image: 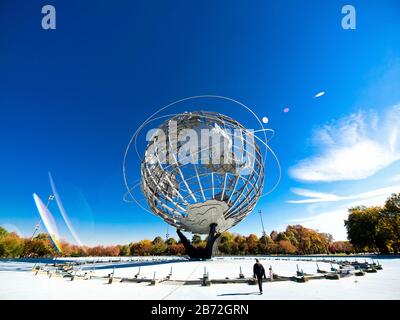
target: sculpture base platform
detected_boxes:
[176,223,220,260]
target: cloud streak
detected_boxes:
[289,105,400,182]
[314,91,325,98]
[287,188,397,240]
[288,185,400,204]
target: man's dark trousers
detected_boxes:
[256,276,263,292]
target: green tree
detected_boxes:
[246,234,259,254]
[284,229,299,247]
[276,232,289,242]
[234,235,247,255]
[217,232,236,255]
[23,234,55,257]
[0,226,9,239]
[151,237,167,255]
[118,245,130,256]
[218,241,233,255]
[345,206,380,252]
[0,232,24,257]
[257,235,273,254]
[152,236,165,245]
[259,234,273,245]
[376,194,400,253]
[166,238,177,246]
[191,235,202,245]
[220,232,234,244]
[0,227,9,257]
[344,194,400,254]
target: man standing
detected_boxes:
[253,259,266,294]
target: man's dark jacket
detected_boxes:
[253,263,266,278]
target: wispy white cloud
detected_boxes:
[288,185,400,204]
[289,105,400,182]
[288,209,349,240]
[288,188,344,203]
[287,189,395,240]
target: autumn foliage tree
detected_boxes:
[216,226,333,255]
[0,229,25,257]
[329,241,354,254]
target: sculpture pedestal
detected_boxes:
[176,223,220,260]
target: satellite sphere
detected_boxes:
[141,111,265,234]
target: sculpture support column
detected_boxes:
[177,223,220,259]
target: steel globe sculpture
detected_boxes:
[140,111,265,258]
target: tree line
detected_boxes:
[0,224,351,258]
[1,193,398,258]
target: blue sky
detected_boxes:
[0,0,399,245]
